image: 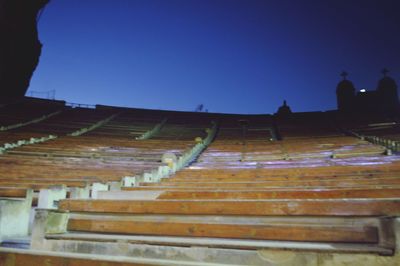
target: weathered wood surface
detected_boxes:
[125,184,400,191]
[0,188,27,198]
[167,172,400,181]
[176,164,400,177]
[143,178,400,188]
[0,180,88,189]
[155,188,400,199]
[68,218,378,243]
[59,199,400,216]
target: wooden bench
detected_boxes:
[58,198,400,216]
[153,188,400,199]
[28,197,398,263]
[0,188,28,198]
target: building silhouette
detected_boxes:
[336,69,400,114]
[275,100,292,116]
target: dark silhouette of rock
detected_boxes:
[0,0,49,103]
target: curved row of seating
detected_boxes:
[0,99,399,266]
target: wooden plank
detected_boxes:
[141,178,400,188]
[0,177,99,183]
[156,188,400,200]
[68,218,378,243]
[59,199,400,216]
[0,181,87,189]
[0,188,27,198]
[0,248,169,266]
[166,173,399,182]
[124,184,400,191]
[176,164,400,177]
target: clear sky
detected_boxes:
[28,0,400,114]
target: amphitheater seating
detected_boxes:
[52,198,394,246]
[1,99,399,265]
[335,112,400,153]
[0,98,64,127]
[0,100,214,212]
[0,104,210,192]
[26,112,397,266]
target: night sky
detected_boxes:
[28,0,400,114]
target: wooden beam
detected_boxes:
[0,188,27,198]
[59,199,400,216]
[165,173,398,182]
[68,218,378,243]
[175,165,400,177]
[124,184,400,191]
[151,177,400,188]
[156,188,400,200]
[0,181,87,189]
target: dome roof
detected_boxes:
[336,79,355,94]
[277,100,292,115]
[377,76,398,91]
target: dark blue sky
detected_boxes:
[29,0,400,114]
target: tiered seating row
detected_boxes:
[29,115,396,266]
[335,112,400,152]
[0,100,221,255]
[0,98,64,127]
[1,99,399,265]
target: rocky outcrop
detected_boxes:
[0,0,49,103]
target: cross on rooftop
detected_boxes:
[340,71,348,80]
[382,68,389,77]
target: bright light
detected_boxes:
[360,89,366,93]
